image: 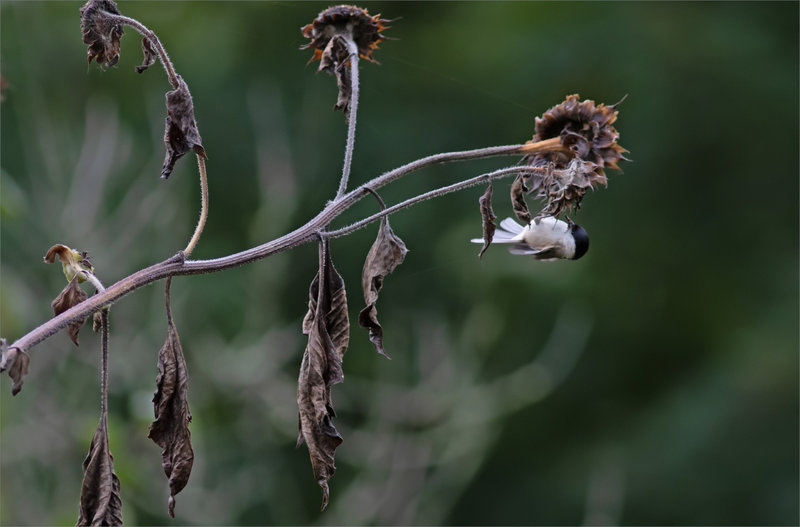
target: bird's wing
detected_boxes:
[507,244,560,260]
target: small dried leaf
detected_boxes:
[297,240,349,510]
[136,36,157,74]
[79,0,124,68]
[358,216,407,357]
[77,417,123,526]
[478,183,496,259]
[161,75,206,179]
[7,347,30,397]
[51,276,88,346]
[318,35,353,114]
[148,284,193,518]
[510,174,532,224]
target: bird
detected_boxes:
[471,216,589,260]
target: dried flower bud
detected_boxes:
[522,94,628,216]
[301,5,390,64]
[44,244,94,283]
[80,0,124,68]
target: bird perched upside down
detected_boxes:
[471,216,589,261]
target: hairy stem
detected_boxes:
[337,47,360,200]
[5,141,566,354]
[99,309,110,422]
[183,154,209,256]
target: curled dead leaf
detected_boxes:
[77,417,123,526]
[510,174,532,224]
[161,76,206,179]
[51,276,88,346]
[478,183,496,259]
[2,340,30,397]
[148,281,193,518]
[136,36,157,74]
[318,35,353,114]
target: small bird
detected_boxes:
[471,216,590,261]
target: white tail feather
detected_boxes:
[470,217,527,245]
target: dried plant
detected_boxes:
[0,1,628,522]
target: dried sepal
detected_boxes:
[478,183,497,259]
[297,239,349,511]
[522,94,628,216]
[148,282,193,518]
[80,0,124,68]
[358,213,407,358]
[51,276,89,346]
[77,416,123,526]
[510,174,532,224]
[136,36,157,74]
[301,5,390,64]
[161,75,206,179]
[44,244,94,283]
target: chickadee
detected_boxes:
[471,216,590,261]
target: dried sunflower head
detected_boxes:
[79,0,124,68]
[301,5,390,64]
[522,94,628,217]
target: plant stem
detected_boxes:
[337,47,360,200]
[5,141,564,355]
[99,309,110,422]
[183,154,209,256]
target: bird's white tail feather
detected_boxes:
[470,217,526,244]
[499,217,524,234]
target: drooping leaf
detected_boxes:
[136,36,157,74]
[510,173,532,224]
[161,75,206,179]
[1,340,30,397]
[318,35,353,114]
[51,275,88,346]
[297,239,349,511]
[478,183,496,259]
[148,281,193,518]
[79,0,124,68]
[358,215,407,358]
[77,417,123,526]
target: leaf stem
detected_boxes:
[99,309,110,424]
[337,48,360,200]
[183,154,209,257]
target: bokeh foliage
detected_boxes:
[1,1,797,525]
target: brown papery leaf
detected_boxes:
[51,276,88,346]
[161,75,206,179]
[478,183,496,259]
[297,239,349,510]
[136,36,157,74]
[79,0,124,68]
[319,35,353,114]
[77,417,123,526]
[148,282,193,518]
[358,215,407,357]
[5,345,30,397]
[510,174,532,224]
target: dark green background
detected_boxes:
[1,2,797,525]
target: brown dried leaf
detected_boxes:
[6,346,30,397]
[136,37,157,74]
[297,240,349,510]
[148,284,193,518]
[77,417,123,526]
[51,276,88,346]
[161,75,206,179]
[318,35,353,114]
[357,215,407,358]
[79,0,124,68]
[478,183,496,259]
[510,174,532,224]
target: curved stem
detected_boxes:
[337,48,360,200]
[183,154,209,256]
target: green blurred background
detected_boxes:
[1,1,797,525]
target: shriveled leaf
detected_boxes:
[148,284,193,518]
[79,0,124,68]
[318,35,353,114]
[77,417,123,526]
[136,36,157,74]
[297,240,349,510]
[51,276,88,346]
[511,174,532,224]
[358,216,407,358]
[1,340,30,397]
[161,75,206,179]
[478,183,496,259]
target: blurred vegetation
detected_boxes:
[1,1,797,525]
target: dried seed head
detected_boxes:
[522,94,628,216]
[301,5,390,64]
[79,0,125,68]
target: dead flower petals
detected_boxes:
[80,0,124,68]
[161,75,206,179]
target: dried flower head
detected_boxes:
[80,0,125,68]
[301,5,390,64]
[522,94,628,216]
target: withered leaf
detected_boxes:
[79,0,124,68]
[358,215,407,358]
[510,174,532,224]
[2,340,31,397]
[136,36,157,74]
[148,282,193,518]
[478,183,496,259]
[318,35,353,114]
[77,417,123,526]
[51,275,88,346]
[161,75,206,179]
[297,239,349,511]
